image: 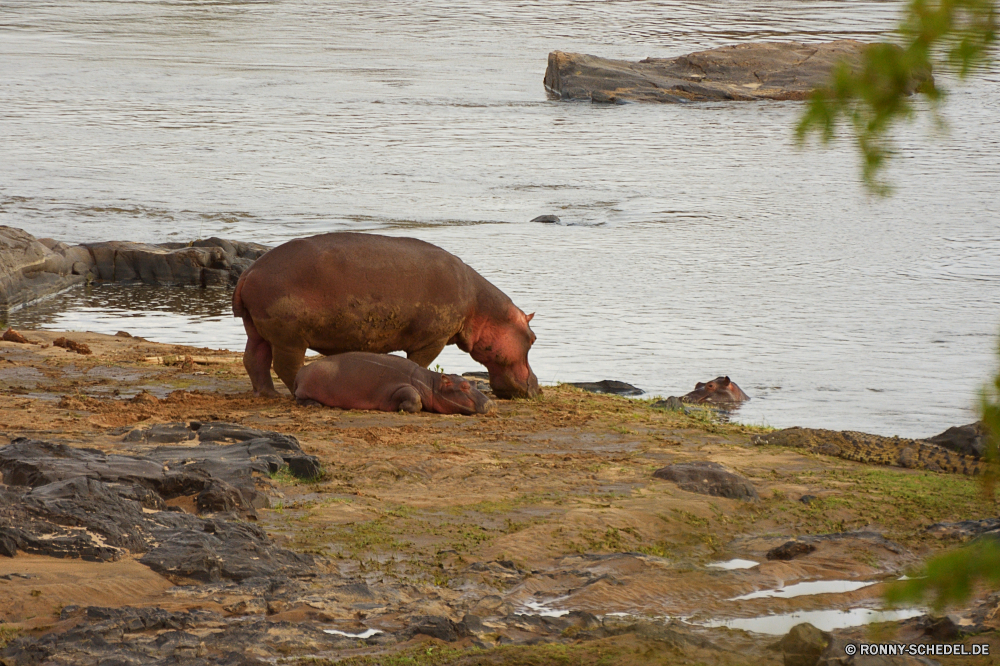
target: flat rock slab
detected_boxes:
[544,41,924,104]
[653,461,759,501]
[0,437,314,581]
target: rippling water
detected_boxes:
[3,1,999,436]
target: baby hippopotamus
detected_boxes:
[682,376,750,404]
[293,352,495,415]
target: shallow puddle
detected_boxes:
[323,628,383,639]
[730,580,877,601]
[707,559,759,570]
[697,608,925,635]
[518,597,571,618]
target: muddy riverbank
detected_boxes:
[0,330,997,665]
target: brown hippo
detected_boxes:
[682,376,750,404]
[293,352,495,415]
[232,233,540,399]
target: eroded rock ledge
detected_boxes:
[544,40,930,104]
[0,226,269,309]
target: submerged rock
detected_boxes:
[652,461,759,501]
[567,380,644,396]
[544,41,931,104]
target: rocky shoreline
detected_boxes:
[0,226,268,310]
[0,328,995,665]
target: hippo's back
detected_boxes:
[233,233,483,353]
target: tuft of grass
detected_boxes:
[0,625,21,649]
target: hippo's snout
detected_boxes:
[491,368,541,400]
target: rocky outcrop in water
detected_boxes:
[0,225,270,309]
[544,41,930,104]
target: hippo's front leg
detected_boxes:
[389,385,423,413]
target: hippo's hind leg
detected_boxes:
[406,340,448,368]
[271,344,309,394]
[242,317,279,397]
[390,385,423,413]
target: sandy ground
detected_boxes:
[1,329,998,664]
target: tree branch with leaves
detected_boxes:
[796,0,996,193]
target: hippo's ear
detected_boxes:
[439,374,453,388]
[526,312,535,323]
[720,377,731,386]
[694,382,706,389]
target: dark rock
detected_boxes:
[407,615,464,642]
[568,380,644,396]
[779,622,830,666]
[767,540,817,561]
[652,396,685,411]
[286,455,323,480]
[920,615,961,641]
[545,41,931,104]
[141,518,313,583]
[196,480,248,514]
[799,495,818,505]
[0,437,313,581]
[652,461,759,501]
[141,423,198,444]
[925,517,1000,540]
[531,215,561,224]
[925,422,987,459]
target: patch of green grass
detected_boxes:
[0,625,20,649]
[449,493,561,516]
[778,467,996,543]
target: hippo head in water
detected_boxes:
[432,373,497,415]
[682,376,750,405]
[470,308,540,400]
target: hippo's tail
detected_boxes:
[232,269,249,318]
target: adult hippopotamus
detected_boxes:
[682,376,750,404]
[232,233,540,399]
[294,352,495,415]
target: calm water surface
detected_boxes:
[3,1,999,437]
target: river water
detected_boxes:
[2,1,999,437]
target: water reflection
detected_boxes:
[5,284,246,351]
